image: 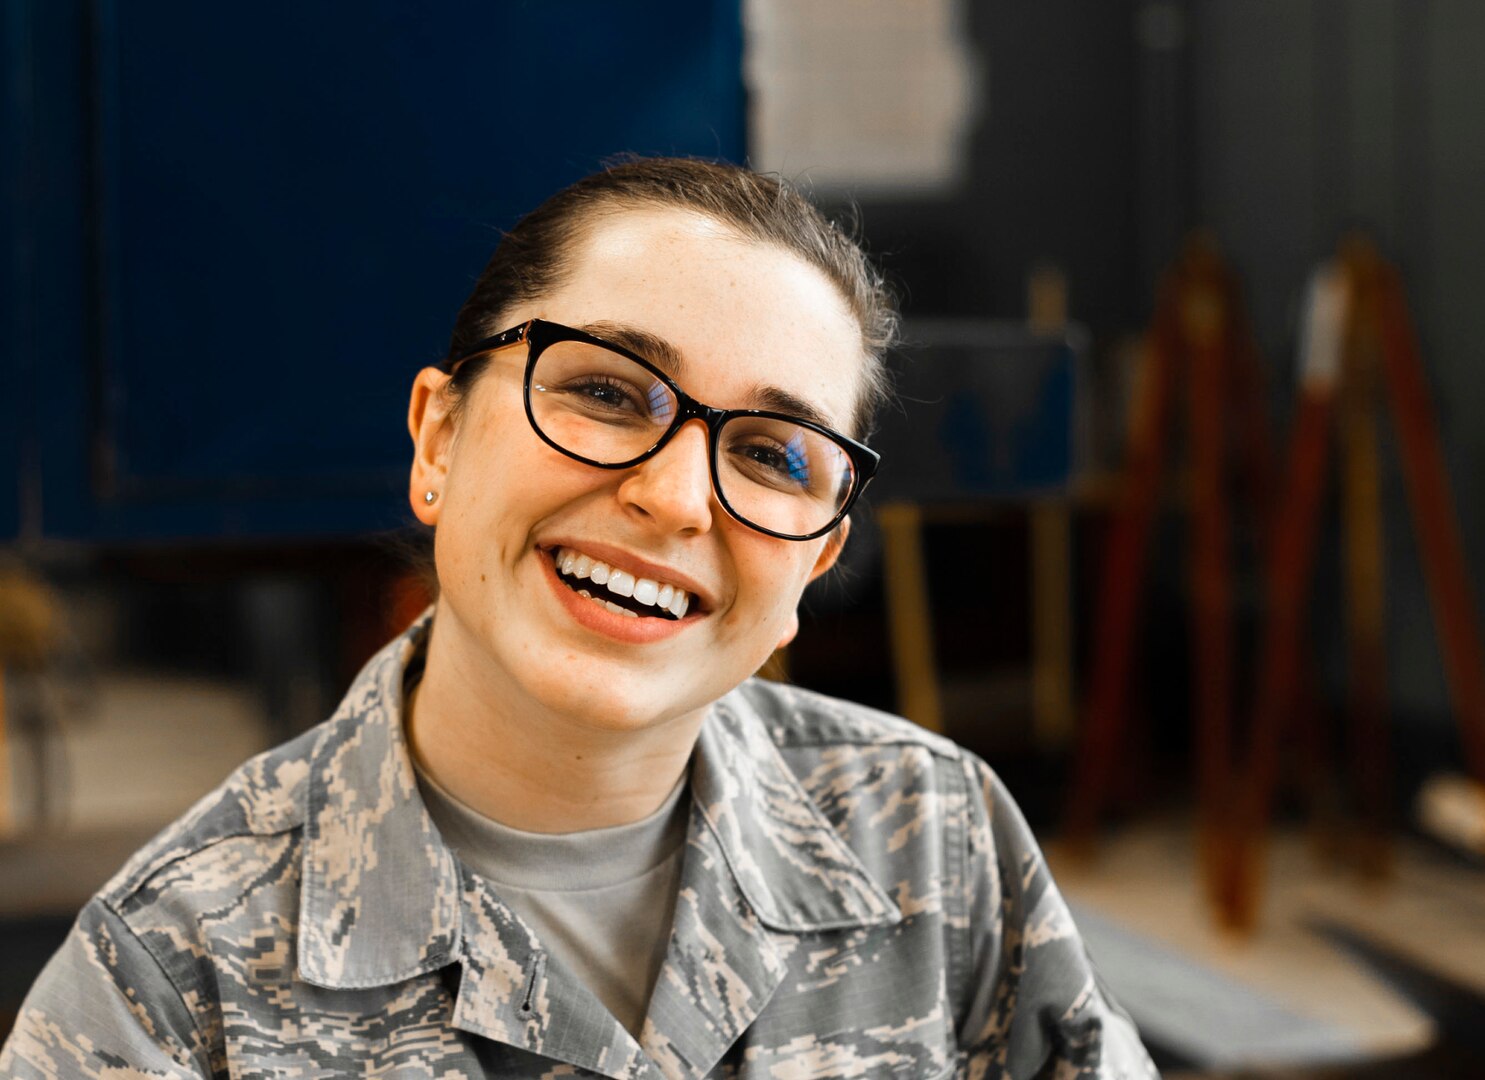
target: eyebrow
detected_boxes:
[577,320,841,432]
[580,322,685,377]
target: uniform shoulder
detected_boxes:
[732,677,962,759]
[98,722,322,908]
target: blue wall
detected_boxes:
[2,1,744,543]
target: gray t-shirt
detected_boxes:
[414,761,689,1038]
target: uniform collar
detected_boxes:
[639,688,902,1078]
[297,614,463,989]
[690,686,901,932]
[296,613,900,1072]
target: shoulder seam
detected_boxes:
[774,730,964,758]
[947,752,976,1039]
[108,821,302,908]
[744,679,963,758]
[97,896,218,1077]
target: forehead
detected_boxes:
[534,209,866,433]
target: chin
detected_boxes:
[521,664,710,735]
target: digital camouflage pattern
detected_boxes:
[2,615,1158,1078]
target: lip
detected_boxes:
[538,538,715,612]
[540,548,702,644]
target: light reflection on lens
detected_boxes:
[645,379,674,426]
[784,430,811,484]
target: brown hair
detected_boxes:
[442,157,897,439]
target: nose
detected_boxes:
[616,419,715,535]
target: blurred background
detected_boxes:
[3,1,1484,1075]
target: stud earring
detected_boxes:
[424,491,438,505]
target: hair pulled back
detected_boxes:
[443,157,897,439]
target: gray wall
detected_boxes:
[840,0,1141,330]
[841,0,1485,728]
[1191,0,1485,720]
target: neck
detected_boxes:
[405,606,702,834]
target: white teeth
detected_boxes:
[604,600,638,619]
[552,546,694,618]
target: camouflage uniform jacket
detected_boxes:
[3,616,1157,1079]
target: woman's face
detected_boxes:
[408,208,866,733]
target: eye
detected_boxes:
[557,375,649,415]
[730,436,811,490]
[742,443,789,472]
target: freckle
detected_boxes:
[481,574,486,582]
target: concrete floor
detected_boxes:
[1050,820,1485,1073]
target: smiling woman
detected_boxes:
[1,160,1158,1079]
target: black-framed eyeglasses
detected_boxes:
[444,319,879,541]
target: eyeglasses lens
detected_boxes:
[528,341,856,538]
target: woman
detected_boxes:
[2,159,1156,1078]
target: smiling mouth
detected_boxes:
[550,546,693,621]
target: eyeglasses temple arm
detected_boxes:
[444,320,534,375]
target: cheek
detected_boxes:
[727,542,818,625]
[437,447,537,572]
[447,406,558,512]
[431,496,489,594]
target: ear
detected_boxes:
[408,367,457,525]
[809,515,850,583]
[774,517,851,650]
